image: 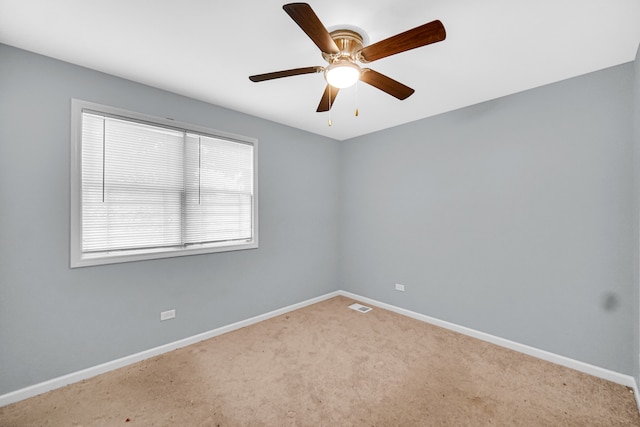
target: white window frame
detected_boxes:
[70,99,258,268]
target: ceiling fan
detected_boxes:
[249,3,446,113]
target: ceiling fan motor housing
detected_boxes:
[322,29,364,63]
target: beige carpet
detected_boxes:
[1,295,639,426]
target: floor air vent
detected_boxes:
[348,303,372,313]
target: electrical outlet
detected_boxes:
[395,283,405,292]
[160,309,176,321]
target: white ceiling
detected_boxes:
[1,0,639,140]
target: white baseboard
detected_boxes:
[633,378,640,412]
[1,289,638,410]
[338,291,637,389]
[0,291,340,407]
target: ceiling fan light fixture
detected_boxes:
[325,60,361,88]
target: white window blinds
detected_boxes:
[184,134,254,245]
[82,114,185,253]
[74,104,256,266]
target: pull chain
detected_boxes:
[355,80,359,117]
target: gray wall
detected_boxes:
[340,63,635,374]
[0,44,341,395]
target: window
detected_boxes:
[70,99,258,267]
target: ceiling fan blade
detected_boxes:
[358,20,446,63]
[360,69,415,100]
[249,66,323,82]
[283,3,340,54]
[317,84,340,112]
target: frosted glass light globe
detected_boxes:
[325,60,361,88]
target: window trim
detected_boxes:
[70,99,258,268]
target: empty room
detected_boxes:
[2,0,640,425]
